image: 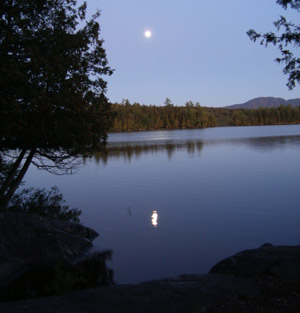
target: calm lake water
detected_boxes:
[26,125,300,284]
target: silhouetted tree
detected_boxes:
[164,98,174,107]
[247,0,300,89]
[0,0,113,208]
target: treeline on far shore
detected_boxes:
[110,99,300,132]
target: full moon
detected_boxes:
[144,30,152,38]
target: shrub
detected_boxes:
[9,186,82,224]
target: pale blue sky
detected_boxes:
[84,0,299,107]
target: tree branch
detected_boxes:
[0,149,26,200]
[0,149,36,209]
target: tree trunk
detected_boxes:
[0,149,27,199]
[0,149,36,209]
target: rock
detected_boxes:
[0,244,299,312]
[75,250,114,287]
[210,243,300,279]
[0,211,100,300]
[0,274,261,313]
[0,270,299,313]
[0,224,300,313]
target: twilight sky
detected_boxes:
[84,0,299,107]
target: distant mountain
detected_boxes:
[225,97,300,109]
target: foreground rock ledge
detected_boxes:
[0,211,100,300]
[0,213,299,312]
[0,245,299,312]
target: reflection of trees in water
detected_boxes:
[86,140,204,165]
[165,144,175,159]
[187,141,204,156]
[84,135,300,165]
[243,135,300,152]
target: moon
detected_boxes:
[144,30,152,38]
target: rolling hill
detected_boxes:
[225,97,300,109]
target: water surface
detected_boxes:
[26,125,300,283]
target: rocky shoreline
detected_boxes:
[0,211,112,301]
[0,212,299,312]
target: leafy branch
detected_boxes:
[247,0,300,89]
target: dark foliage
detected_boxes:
[230,104,300,126]
[247,0,300,89]
[109,101,300,132]
[0,0,113,207]
[0,0,113,152]
[111,99,217,132]
[9,186,82,224]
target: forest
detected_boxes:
[110,99,300,132]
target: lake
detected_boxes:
[25,125,300,284]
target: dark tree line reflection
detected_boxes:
[84,140,204,165]
[243,135,300,152]
[84,135,300,166]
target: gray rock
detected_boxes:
[210,243,300,279]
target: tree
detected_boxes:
[247,0,300,89]
[185,101,194,108]
[164,98,173,107]
[0,0,113,208]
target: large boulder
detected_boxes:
[210,243,300,279]
[0,211,99,300]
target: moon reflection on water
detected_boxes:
[151,210,158,228]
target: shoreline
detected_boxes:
[109,122,300,134]
[0,240,299,312]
